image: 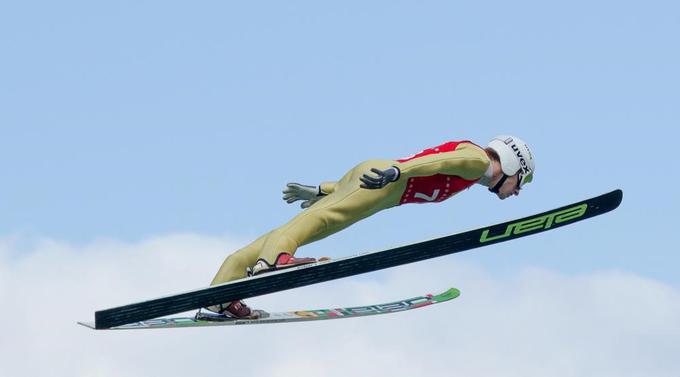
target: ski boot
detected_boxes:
[247,252,330,276]
[202,300,264,320]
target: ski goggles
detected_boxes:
[518,170,534,189]
[489,170,534,194]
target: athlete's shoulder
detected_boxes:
[455,140,488,156]
[394,139,490,180]
[434,140,489,160]
[399,140,485,161]
[447,141,490,178]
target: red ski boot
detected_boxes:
[205,300,262,319]
[248,253,329,276]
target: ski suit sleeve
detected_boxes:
[319,181,337,195]
[394,143,490,181]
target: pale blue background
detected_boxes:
[1,1,677,282]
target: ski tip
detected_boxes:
[434,288,461,301]
[611,188,623,200]
[606,189,624,209]
[588,189,623,212]
[615,188,623,201]
[450,287,461,298]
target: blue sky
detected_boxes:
[2,0,677,282]
[0,1,680,283]
[1,1,679,376]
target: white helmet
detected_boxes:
[488,135,535,188]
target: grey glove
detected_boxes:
[283,183,325,209]
[360,166,401,189]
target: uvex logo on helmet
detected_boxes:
[510,143,531,175]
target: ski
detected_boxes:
[79,288,459,330]
[90,189,623,329]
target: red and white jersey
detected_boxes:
[395,141,487,205]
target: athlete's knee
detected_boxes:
[263,229,300,252]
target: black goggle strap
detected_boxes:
[489,174,509,194]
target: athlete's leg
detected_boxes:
[209,233,270,285]
[210,159,399,286]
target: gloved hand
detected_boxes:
[360,166,401,189]
[283,183,324,209]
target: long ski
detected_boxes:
[89,189,622,329]
[79,288,459,330]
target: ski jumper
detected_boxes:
[211,141,490,285]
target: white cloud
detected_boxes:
[0,234,678,377]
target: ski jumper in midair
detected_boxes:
[210,141,490,286]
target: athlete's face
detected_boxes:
[495,173,521,200]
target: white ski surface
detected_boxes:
[79,288,459,330]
